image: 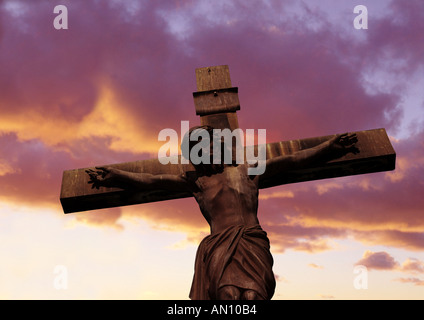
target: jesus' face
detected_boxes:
[183,126,237,173]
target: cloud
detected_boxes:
[259,190,295,200]
[355,251,399,271]
[354,249,424,287]
[266,223,344,253]
[355,251,424,279]
[352,230,424,252]
[401,258,424,274]
[274,274,288,283]
[367,0,424,73]
[0,159,18,176]
[0,1,187,154]
[73,207,124,230]
[308,263,324,269]
[393,277,424,286]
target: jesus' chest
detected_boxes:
[195,166,258,202]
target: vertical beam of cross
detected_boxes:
[193,65,240,131]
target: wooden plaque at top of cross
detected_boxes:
[60,65,396,214]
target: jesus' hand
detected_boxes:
[86,166,119,189]
[328,133,359,155]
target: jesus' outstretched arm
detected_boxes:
[86,166,190,191]
[262,133,358,177]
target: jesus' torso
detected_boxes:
[192,164,260,234]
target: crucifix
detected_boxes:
[60,65,396,300]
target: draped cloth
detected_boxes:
[189,224,275,300]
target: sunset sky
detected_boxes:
[0,0,423,299]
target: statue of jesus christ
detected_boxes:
[86,126,358,300]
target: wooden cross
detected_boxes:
[60,65,396,214]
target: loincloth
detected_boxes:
[189,224,275,300]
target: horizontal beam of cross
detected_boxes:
[60,128,395,213]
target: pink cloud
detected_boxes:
[393,277,424,286]
[355,251,399,270]
[354,250,424,281]
[401,258,424,274]
[368,0,424,73]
